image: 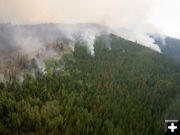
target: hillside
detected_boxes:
[152,34,180,60]
[0,34,180,134]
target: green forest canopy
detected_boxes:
[0,34,180,135]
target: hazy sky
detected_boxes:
[0,0,179,38]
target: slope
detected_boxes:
[153,35,180,60]
[0,34,180,135]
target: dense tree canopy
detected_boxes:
[0,34,180,135]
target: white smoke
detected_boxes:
[56,24,110,55]
[0,23,161,57]
[15,73,24,85]
[0,23,166,84]
[112,28,161,52]
[33,58,46,74]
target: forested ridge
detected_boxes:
[0,34,180,135]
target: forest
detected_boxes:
[0,34,180,135]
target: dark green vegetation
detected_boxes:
[0,34,180,135]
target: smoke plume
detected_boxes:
[0,0,170,54]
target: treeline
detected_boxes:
[0,34,180,135]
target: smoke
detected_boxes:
[151,33,167,46]
[33,58,46,74]
[15,73,24,86]
[0,23,165,84]
[0,23,161,58]
[0,0,151,26]
[0,0,169,53]
[0,74,4,82]
[0,23,110,78]
[113,28,161,52]
[59,24,110,55]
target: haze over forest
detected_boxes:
[0,0,180,135]
[0,0,180,38]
